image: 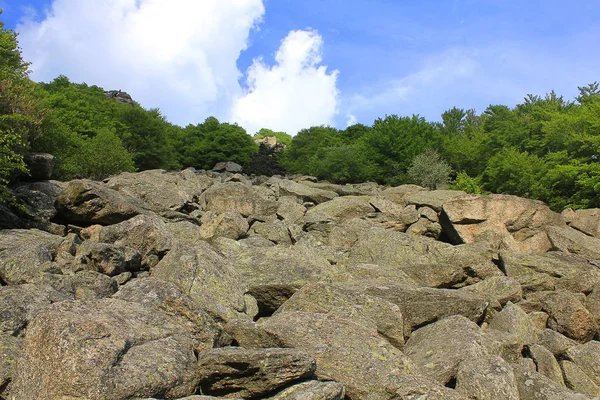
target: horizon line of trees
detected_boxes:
[2,11,600,212]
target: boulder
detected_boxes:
[275,196,306,224]
[0,334,20,398]
[276,282,405,348]
[56,179,152,225]
[258,311,425,400]
[565,341,600,388]
[344,227,501,288]
[403,315,489,385]
[570,208,600,239]
[196,347,315,398]
[201,182,278,221]
[541,291,598,343]
[105,169,214,212]
[377,184,426,206]
[352,282,488,337]
[81,214,175,268]
[75,241,142,276]
[199,210,249,240]
[12,180,65,223]
[560,360,600,397]
[33,270,118,300]
[265,380,345,400]
[456,356,520,400]
[527,344,565,386]
[404,189,468,212]
[113,278,225,350]
[537,328,579,357]
[488,302,538,346]
[23,152,56,180]
[277,180,338,204]
[441,194,564,253]
[546,225,600,261]
[213,161,243,173]
[249,219,292,245]
[0,229,64,285]
[214,239,335,316]
[151,241,251,322]
[512,363,595,400]
[460,276,523,308]
[11,299,199,400]
[0,284,68,336]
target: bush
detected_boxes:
[452,171,483,194]
[407,148,452,189]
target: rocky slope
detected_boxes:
[3,162,600,399]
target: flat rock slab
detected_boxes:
[265,380,345,400]
[196,347,315,398]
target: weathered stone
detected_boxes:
[75,241,142,276]
[105,169,214,212]
[199,210,249,240]
[546,225,600,261]
[406,218,443,239]
[480,328,523,363]
[265,380,345,400]
[277,180,339,204]
[529,311,550,331]
[405,189,468,212]
[0,284,68,335]
[377,184,426,206]
[512,363,595,400]
[456,356,520,400]
[213,161,243,173]
[351,282,488,337]
[542,291,598,343]
[303,196,375,232]
[560,360,600,397]
[112,271,132,286]
[570,208,600,239]
[201,182,278,220]
[258,311,423,400]
[344,227,501,288]
[196,347,315,398]
[56,179,152,225]
[151,241,250,322]
[0,229,64,285]
[12,180,65,223]
[250,219,292,245]
[585,282,600,328]
[441,194,564,253]
[32,271,118,300]
[460,276,523,308]
[276,282,405,348]
[0,333,20,398]
[81,214,175,268]
[404,315,488,385]
[113,278,225,350]
[276,196,306,224]
[23,152,56,180]
[488,302,538,346]
[214,239,334,316]
[12,299,198,400]
[527,344,565,386]
[332,263,418,286]
[537,329,579,357]
[500,251,599,294]
[223,319,283,349]
[565,341,600,388]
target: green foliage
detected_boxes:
[452,171,483,194]
[407,148,452,189]
[177,117,257,170]
[254,128,292,146]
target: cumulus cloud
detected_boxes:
[231,29,339,135]
[16,0,265,125]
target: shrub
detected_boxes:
[407,148,452,189]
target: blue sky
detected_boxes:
[1,0,599,134]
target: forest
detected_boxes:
[2,13,600,211]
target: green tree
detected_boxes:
[254,128,292,146]
[407,148,452,189]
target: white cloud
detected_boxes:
[231,29,339,135]
[345,113,357,127]
[16,0,265,125]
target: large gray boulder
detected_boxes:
[277,180,339,204]
[151,240,251,322]
[441,194,564,253]
[343,227,501,288]
[546,225,600,261]
[258,311,426,400]
[512,363,596,400]
[488,302,538,346]
[456,356,520,400]
[542,291,598,343]
[0,229,64,285]
[265,380,345,400]
[56,179,153,225]
[105,169,214,212]
[23,152,56,180]
[201,182,278,221]
[214,239,335,316]
[11,299,199,400]
[276,282,405,348]
[569,208,600,239]
[565,341,600,389]
[196,347,315,398]
[113,278,225,350]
